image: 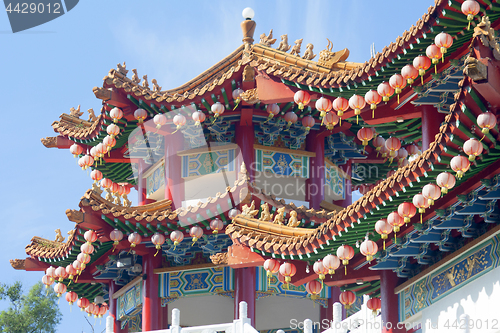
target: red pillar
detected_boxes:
[320,286,345,327]
[109,281,128,333]
[165,131,185,209]
[421,105,445,151]
[234,267,256,326]
[332,160,352,208]
[235,123,255,181]
[142,249,162,332]
[306,130,325,210]
[380,270,404,333]
[159,303,169,329]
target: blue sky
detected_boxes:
[1,1,432,332]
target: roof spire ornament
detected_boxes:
[241,7,256,45]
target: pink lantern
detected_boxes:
[436,172,456,194]
[375,219,392,250]
[109,107,123,123]
[77,252,91,265]
[401,64,419,85]
[313,260,329,282]
[134,108,148,124]
[110,182,119,194]
[388,211,405,233]
[279,262,297,284]
[336,244,354,273]
[365,90,382,114]
[95,144,106,159]
[228,209,241,219]
[477,112,497,134]
[373,136,386,156]
[100,178,112,189]
[80,243,94,256]
[210,218,224,234]
[435,32,453,61]
[322,254,340,275]
[211,102,225,121]
[284,111,298,129]
[306,280,323,299]
[66,264,77,281]
[301,115,315,133]
[426,44,442,74]
[332,97,349,125]
[461,0,480,29]
[78,298,89,311]
[266,103,280,121]
[406,144,419,156]
[232,88,244,105]
[84,230,98,244]
[189,226,204,244]
[360,237,378,262]
[106,124,120,138]
[294,90,311,110]
[80,155,94,170]
[413,55,431,85]
[128,232,142,248]
[70,143,84,158]
[66,291,78,305]
[377,82,394,103]
[263,258,280,284]
[389,74,407,104]
[103,136,116,151]
[90,170,103,183]
[385,137,401,163]
[170,230,184,247]
[340,290,356,309]
[323,112,339,130]
[42,275,53,288]
[450,155,470,179]
[72,260,83,275]
[173,114,186,133]
[315,97,332,119]
[54,282,67,297]
[154,114,167,130]
[423,183,441,206]
[110,229,123,247]
[151,233,165,255]
[55,266,68,282]
[398,202,417,224]
[349,94,366,124]
[463,138,483,161]
[357,127,374,148]
[192,110,206,126]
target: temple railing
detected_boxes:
[322,296,382,333]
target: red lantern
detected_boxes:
[426,44,442,73]
[423,183,441,206]
[389,74,407,104]
[357,127,374,150]
[77,252,91,265]
[435,32,453,62]
[264,258,280,276]
[128,232,142,248]
[398,202,416,224]
[284,111,298,129]
[413,193,429,224]
[100,178,112,189]
[375,219,392,250]
[461,0,480,30]
[151,233,165,256]
[464,138,483,161]
[302,115,315,133]
[377,82,394,103]
[85,303,97,317]
[306,280,322,300]
[360,237,378,262]
[294,91,311,110]
[154,114,167,130]
[450,155,470,179]
[42,275,53,289]
[98,303,108,318]
[336,245,354,274]
[373,136,386,156]
[339,291,356,309]
[266,103,280,121]
[385,137,401,164]
[134,109,148,124]
[397,147,408,165]
[84,230,97,244]
[72,260,83,276]
[80,242,94,256]
[477,112,497,134]
[406,144,420,156]
[103,135,116,152]
[66,264,77,282]
[90,170,103,184]
[332,97,349,125]
[367,297,381,316]
[192,110,206,126]
[322,254,340,275]
[315,97,332,120]
[279,262,297,287]
[413,55,431,85]
[323,112,339,130]
[436,172,456,194]
[106,124,120,138]
[313,260,329,283]
[364,90,382,118]
[78,298,89,311]
[349,94,366,124]
[170,230,184,248]
[70,143,84,158]
[401,64,419,85]
[210,218,224,234]
[189,226,204,244]
[80,155,94,170]
[54,282,67,297]
[109,107,123,123]
[388,211,404,233]
[66,291,78,305]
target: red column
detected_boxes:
[234,267,256,326]
[235,123,255,181]
[332,160,352,208]
[421,105,445,151]
[165,131,185,209]
[306,130,325,210]
[159,303,169,329]
[380,270,404,333]
[142,249,162,331]
[109,281,128,333]
[320,286,345,328]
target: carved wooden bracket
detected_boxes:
[464,56,488,81]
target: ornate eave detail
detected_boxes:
[464,56,488,81]
[240,88,259,104]
[473,16,500,61]
[41,136,57,148]
[210,252,228,265]
[10,259,25,270]
[66,209,84,223]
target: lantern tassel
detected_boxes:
[397,94,400,104]
[233,100,240,110]
[372,109,375,118]
[421,75,424,85]
[75,275,79,283]
[154,248,159,256]
[339,117,342,126]
[383,239,386,251]
[420,213,422,224]
[356,115,359,125]
[480,135,485,142]
[344,265,347,275]
[468,21,471,31]
[68,280,72,287]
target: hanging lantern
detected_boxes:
[232,88,244,108]
[128,232,142,248]
[109,107,123,123]
[375,219,392,250]
[294,90,311,110]
[98,303,109,318]
[172,114,187,133]
[315,97,332,124]
[434,32,453,62]
[322,254,340,275]
[323,112,339,130]
[211,102,225,123]
[55,266,68,282]
[84,230,97,244]
[397,148,408,166]
[151,233,165,256]
[192,110,206,126]
[80,243,94,262]
[90,170,103,184]
[389,74,407,104]
[42,275,53,291]
[313,260,328,284]
[45,267,55,279]
[110,229,123,251]
[388,211,405,235]
[357,127,374,151]
[103,135,116,152]
[189,226,204,244]
[66,264,77,283]
[70,143,84,158]
[477,111,497,135]
[360,236,378,262]
[95,144,106,163]
[279,262,297,289]
[367,297,381,316]
[66,291,78,306]
[364,90,382,118]
[336,245,354,275]
[461,0,480,30]
[401,64,419,85]
[306,280,323,300]
[413,193,429,224]
[426,44,442,74]
[266,103,281,121]
[170,230,184,249]
[80,155,94,170]
[348,94,366,124]
[302,115,315,133]
[464,138,483,161]
[78,298,89,311]
[450,155,470,179]
[154,114,167,130]
[398,202,417,224]
[423,183,441,206]
[284,111,298,130]
[106,124,120,138]
[77,252,91,268]
[377,82,394,103]
[210,218,224,234]
[54,282,67,297]
[339,291,356,310]
[228,209,241,220]
[406,144,420,157]
[332,96,349,125]
[72,260,83,277]
[385,137,401,164]
[413,55,431,85]
[85,303,97,317]
[373,136,386,156]
[263,258,280,285]
[134,109,148,124]
[436,172,456,195]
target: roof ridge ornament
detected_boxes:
[241,7,256,45]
